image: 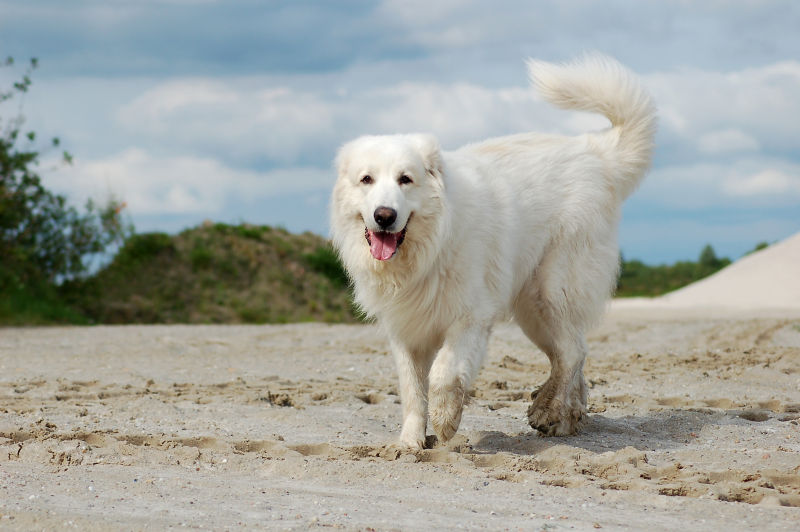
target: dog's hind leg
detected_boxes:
[514,284,589,436]
[515,234,617,436]
[428,322,491,443]
[392,339,436,450]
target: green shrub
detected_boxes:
[115,233,174,266]
[190,246,214,270]
[745,241,770,255]
[273,236,294,257]
[303,244,349,287]
[236,224,265,240]
[237,306,269,323]
[0,277,89,325]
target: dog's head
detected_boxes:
[331,133,444,265]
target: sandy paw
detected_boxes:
[527,383,585,436]
[429,382,466,443]
[397,432,426,451]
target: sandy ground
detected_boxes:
[1,309,799,531]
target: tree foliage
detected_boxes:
[698,244,722,269]
[0,57,132,294]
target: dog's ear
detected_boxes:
[412,134,443,179]
[335,140,355,178]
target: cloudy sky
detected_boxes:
[1,0,798,263]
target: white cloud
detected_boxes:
[364,83,587,146]
[42,148,332,216]
[114,76,609,167]
[62,58,800,223]
[697,128,759,155]
[645,61,800,154]
[109,59,800,177]
[121,79,238,119]
[638,159,800,209]
[723,168,800,198]
[375,0,514,49]
[638,162,729,209]
[116,81,337,165]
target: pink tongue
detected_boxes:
[369,230,399,261]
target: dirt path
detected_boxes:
[1,312,799,530]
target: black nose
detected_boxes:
[373,206,397,229]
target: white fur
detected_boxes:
[330,53,656,449]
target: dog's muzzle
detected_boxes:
[365,223,407,261]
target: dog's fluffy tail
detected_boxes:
[527,53,656,198]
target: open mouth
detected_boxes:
[364,223,407,261]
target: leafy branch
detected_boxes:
[1,57,133,291]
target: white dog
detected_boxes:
[330,54,656,449]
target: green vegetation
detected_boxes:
[0,280,90,325]
[616,243,735,297]
[304,244,349,287]
[0,57,131,324]
[745,241,769,255]
[60,223,360,324]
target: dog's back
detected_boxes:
[438,55,657,323]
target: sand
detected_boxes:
[1,308,799,530]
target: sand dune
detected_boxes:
[615,231,800,312]
[1,310,799,530]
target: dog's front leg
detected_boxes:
[392,339,434,450]
[428,323,490,443]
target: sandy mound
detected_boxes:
[616,231,800,311]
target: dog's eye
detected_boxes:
[360,175,373,185]
[398,175,413,185]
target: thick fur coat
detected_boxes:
[330,54,656,449]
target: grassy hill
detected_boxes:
[62,223,360,324]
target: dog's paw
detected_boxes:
[527,382,585,436]
[527,402,584,436]
[397,432,426,451]
[398,413,427,450]
[429,383,466,443]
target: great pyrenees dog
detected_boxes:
[330,54,656,449]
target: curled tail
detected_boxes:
[527,53,657,198]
